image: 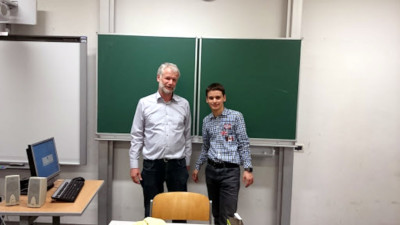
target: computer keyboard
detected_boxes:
[51,177,85,202]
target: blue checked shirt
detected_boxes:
[195,108,252,170]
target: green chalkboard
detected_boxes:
[97,35,301,140]
[199,38,301,139]
[97,34,197,133]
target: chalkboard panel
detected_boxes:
[199,38,301,139]
[0,36,87,164]
[97,35,301,140]
[97,34,197,134]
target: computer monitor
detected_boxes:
[26,137,61,190]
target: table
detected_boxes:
[109,220,206,225]
[0,179,104,225]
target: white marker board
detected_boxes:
[0,36,87,165]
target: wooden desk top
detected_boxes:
[0,179,104,216]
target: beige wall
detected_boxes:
[293,1,400,224]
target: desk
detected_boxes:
[109,220,206,225]
[0,179,104,225]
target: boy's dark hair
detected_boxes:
[206,83,225,96]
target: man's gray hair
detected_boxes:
[157,62,180,78]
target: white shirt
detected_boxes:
[129,91,192,168]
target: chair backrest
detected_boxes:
[150,192,212,224]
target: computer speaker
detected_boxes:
[5,175,20,206]
[27,177,47,208]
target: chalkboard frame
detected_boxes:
[96,34,301,143]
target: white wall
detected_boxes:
[113,0,287,38]
[292,0,400,225]
[1,0,400,225]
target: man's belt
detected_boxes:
[145,158,184,163]
[207,158,239,169]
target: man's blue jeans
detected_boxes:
[140,158,188,218]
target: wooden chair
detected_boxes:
[150,192,212,224]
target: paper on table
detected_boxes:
[133,217,166,225]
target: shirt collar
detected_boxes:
[221,108,228,116]
[210,108,228,119]
[155,91,176,103]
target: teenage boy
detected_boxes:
[192,83,254,225]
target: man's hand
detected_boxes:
[243,171,254,188]
[192,169,199,183]
[130,168,142,184]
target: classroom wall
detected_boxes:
[292,1,400,225]
[1,0,399,225]
[113,0,287,37]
